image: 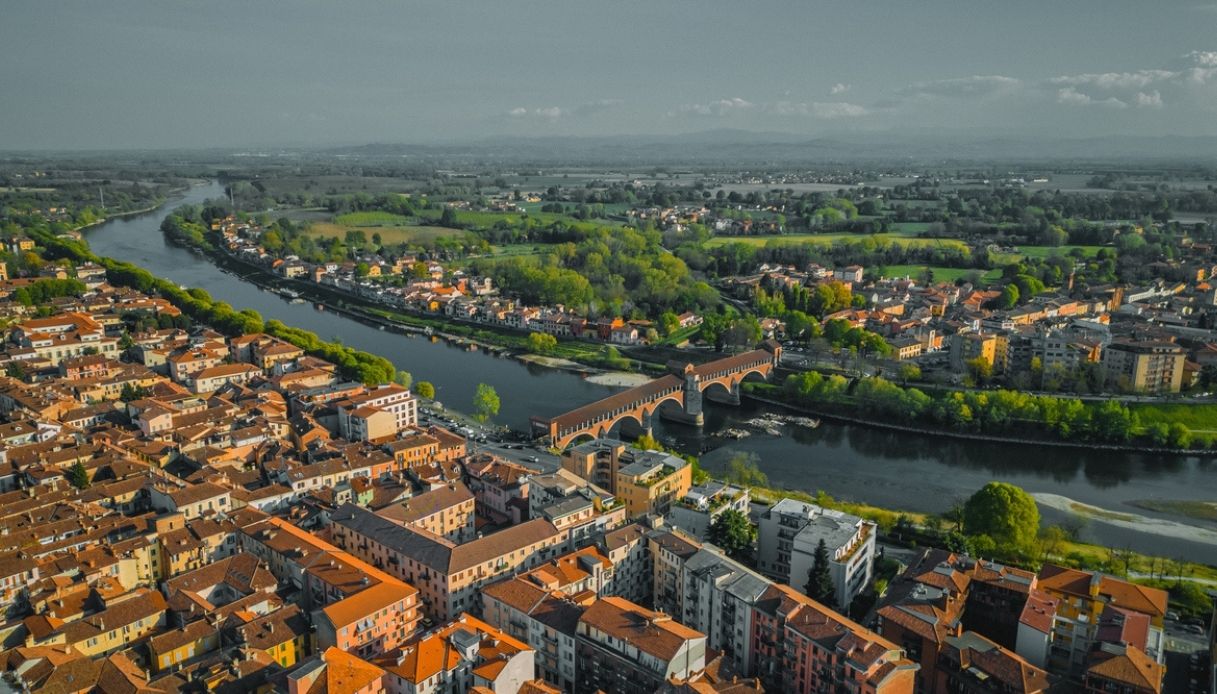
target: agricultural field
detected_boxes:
[415,207,625,232]
[988,245,1108,265]
[486,243,549,257]
[876,265,1002,283]
[306,220,465,245]
[705,232,969,251]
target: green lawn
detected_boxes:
[877,265,1002,284]
[416,208,624,232]
[988,245,1106,266]
[307,221,465,245]
[706,233,969,251]
[487,243,549,257]
[334,211,415,227]
[887,222,935,236]
[1130,402,1217,434]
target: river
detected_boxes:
[83,181,1217,562]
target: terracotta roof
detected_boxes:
[315,647,386,694]
[1037,563,1167,618]
[1086,645,1163,694]
[942,631,1050,693]
[320,580,417,629]
[1018,590,1058,635]
[376,482,474,525]
[331,503,560,574]
[373,613,530,685]
[578,596,704,662]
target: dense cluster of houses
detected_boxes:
[736,258,1217,393]
[216,218,700,348]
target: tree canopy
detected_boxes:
[707,509,756,562]
[963,482,1040,557]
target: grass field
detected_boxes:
[878,265,1002,283]
[1130,402,1217,433]
[887,222,935,235]
[705,233,969,251]
[487,243,548,257]
[988,245,1108,265]
[307,221,465,245]
[334,211,415,227]
[416,208,624,232]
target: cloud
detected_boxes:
[1042,51,1217,109]
[830,82,850,95]
[508,106,565,119]
[570,98,623,117]
[1135,90,1163,108]
[898,75,1022,98]
[767,101,869,119]
[674,97,868,120]
[1049,70,1174,90]
[1056,87,1127,109]
[507,99,623,121]
[677,97,755,116]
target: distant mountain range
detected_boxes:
[325,130,1217,166]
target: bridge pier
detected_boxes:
[703,381,742,406]
[663,381,704,426]
[619,411,653,440]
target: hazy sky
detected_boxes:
[3,1,1217,149]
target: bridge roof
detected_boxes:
[688,348,771,377]
[545,374,684,429]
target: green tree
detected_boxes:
[120,383,150,402]
[394,370,413,390]
[659,311,681,337]
[68,461,90,490]
[963,482,1040,557]
[526,332,558,355]
[897,363,922,384]
[723,452,768,487]
[999,283,1020,308]
[472,383,500,423]
[634,433,664,451]
[804,539,836,604]
[415,381,436,399]
[707,509,757,562]
[965,356,993,385]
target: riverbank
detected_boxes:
[745,484,1217,588]
[196,244,667,382]
[75,183,1217,567]
[744,385,1204,456]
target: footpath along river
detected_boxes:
[84,181,1217,562]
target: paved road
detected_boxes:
[418,405,560,475]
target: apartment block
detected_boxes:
[575,596,707,694]
[329,503,566,622]
[756,498,876,610]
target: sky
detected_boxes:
[3,0,1217,150]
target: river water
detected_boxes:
[84,182,1217,561]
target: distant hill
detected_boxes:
[324,131,1217,166]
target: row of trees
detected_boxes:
[776,372,1212,449]
[28,222,399,386]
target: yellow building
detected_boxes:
[149,619,219,672]
[1036,564,1167,674]
[236,604,312,668]
[563,439,693,517]
[949,332,999,373]
[1101,339,1185,394]
[27,588,167,657]
[614,452,692,518]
